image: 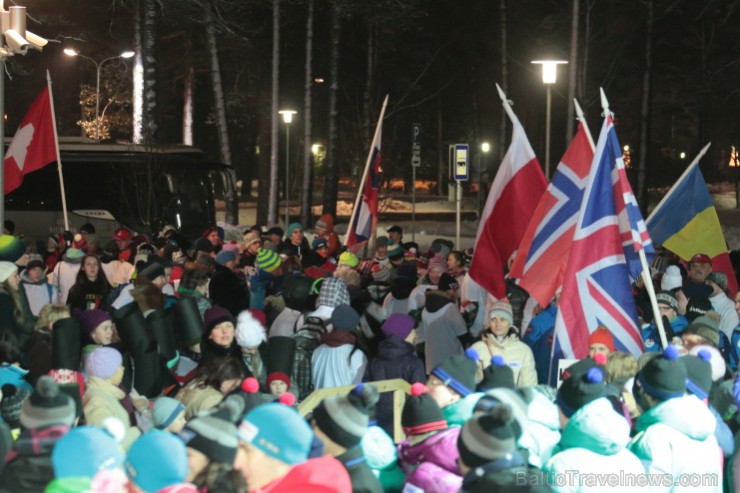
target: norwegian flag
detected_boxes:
[4,87,57,194]
[554,115,646,359]
[346,96,387,251]
[509,122,594,307]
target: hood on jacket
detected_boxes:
[260,455,352,493]
[558,397,630,456]
[424,291,454,313]
[375,335,416,360]
[635,394,716,441]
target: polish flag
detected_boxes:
[468,109,547,299]
[4,87,57,194]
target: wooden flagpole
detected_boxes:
[46,70,69,231]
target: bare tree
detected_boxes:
[301,0,315,227]
[566,0,580,142]
[322,2,341,217]
[498,0,508,162]
[636,0,653,208]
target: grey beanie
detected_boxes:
[331,304,360,332]
[312,384,379,448]
[20,376,76,430]
[457,404,518,468]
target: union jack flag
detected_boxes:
[554,115,647,359]
[509,122,594,307]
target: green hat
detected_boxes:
[287,223,303,237]
[256,248,281,273]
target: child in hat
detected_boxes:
[426,349,483,426]
[267,372,291,398]
[311,383,383,493]
[125,432,195,493]
[547,365,644,488]
[397,383,462,493]
[311,304,367,389]
[471,301,537,387]
[630,346,722,487]
[587,326,615,358]
[152,397,187,433]
[235,309,268,384]
[235,402,351,492]
[82,347,141,450]
[76,309,116,357]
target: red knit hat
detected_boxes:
[588,327,615,352]
[267,372,291,388]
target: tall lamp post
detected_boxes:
[64,48,134,141]
[478,141,490,217]
[531,60,568,180]
[279,109,297,227]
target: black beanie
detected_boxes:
[560,352,607,381]
[179,407,239,464]
[683,350,713,400]
[637,345,687,401]
[431,349,479,397]
[458,404,520,468]
[330,304,360,332]
[313,383,379,448]
[401,383,447,436]
[556,366,608,418]
[477,355,515,391]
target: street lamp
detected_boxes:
[531,59,568,180]
[64,48,135,141]
[478,142,491,217]
[279,109,297,228]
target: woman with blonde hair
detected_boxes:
[0,261,34,345]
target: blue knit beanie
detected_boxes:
[238,403,312,465]
[125,432,188,492]
[52,425,124,478]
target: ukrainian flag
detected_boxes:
[646,151,738,295]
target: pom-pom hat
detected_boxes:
[556,366,609,418]
[235,310,266,348]
[401,383,447,435]
[430,349,479,397]
[20,375,76,430]
[477,355,515,391]
[458,404,521,468]
[312,383,379,448]
[637,345,687,401]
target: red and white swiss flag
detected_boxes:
[4,87,57,194]
[468,111,547,299]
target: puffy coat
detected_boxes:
[83,376,140,451]
[642,316,687,353]
[364,335,426,435]
[420,293,467,372]
[521,388,561,469]
[20,271,56,317]
[629,394,722,493]
[49,259,81,305]
[398,427,462,493]
[471,334,537,387]
[0,427,67,493]
[337,447,383,493]
[255,455,352,492]
[546,398,645,493]
[442,393,484,427]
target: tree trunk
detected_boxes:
[268,0,281,226]
[566,0,580,141]
[301,0,314,227]
[322,3,341,217]
[437,94,445,196]
[182,65,194,146]
[204,1,237,225]
[637,0,653,208]
[141,0,157,144]
[498,0,508,162]
[363,21,375,149]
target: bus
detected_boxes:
[5,137,235,242]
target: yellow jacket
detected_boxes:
[471,335,537,387]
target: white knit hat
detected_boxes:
[661,265,683,291]
[0,261,18,283]
[235,310,266,348]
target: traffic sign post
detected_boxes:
[411,124,421,243]
[453,144,468,246]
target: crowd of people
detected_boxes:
[0,215,737,492]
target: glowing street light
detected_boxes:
[531,59,568,179]
[64,48,135,141]
[279,109,297,228]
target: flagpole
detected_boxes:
[344,94,389,247]
[495,83,519,126]
[601,88,667,349]
[573,99,595,150]
[46,70,69,231]
[645,143,711,224]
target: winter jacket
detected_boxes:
[460,452,551,493]
[66,277,111,312]
[420,293,467,373]
[523,305,558,386]
[642,316,687,353]
[252,455,352,493]
[269,307,301,338]
[100,258,134,287]
[337,447,383,493]
[20,271,56,317]
[0,426,68,493]
[0,287,35,346]
[711,292,739,342]
[0,363,33,392]
[83,376,140,451]
[175,379,224,419]
[397,427,462,493]
[312,343,367,389]
[442,393,484,427]
[360,425,405,492]
[364,335,426,435]
[629,394,722,493]
[518,387,561,469]
[209,263,249,316]
[249,269,284,311]
[545,398,645,493]
[471,334,537,387]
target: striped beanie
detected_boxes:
[401,383,447,435]
[256,248,281,273]
[458,404,522,468]
[313,383,379,448]
[430,349,479,397]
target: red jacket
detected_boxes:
[251,455,351,493]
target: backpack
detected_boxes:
[292,315,328,400]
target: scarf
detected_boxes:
[321,330,356,348]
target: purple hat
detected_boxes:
[86,347,123,380]
[76,309,112,336]
[203,305,235,335]
[381,313,415,340]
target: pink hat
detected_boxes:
[427,253,447,274]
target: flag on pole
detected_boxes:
[4,87,57,194]
[468,105,547,299]
[509,122,594,307]
[646,155,739,295]
[554,115,646,359]
[345,96,388,251]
